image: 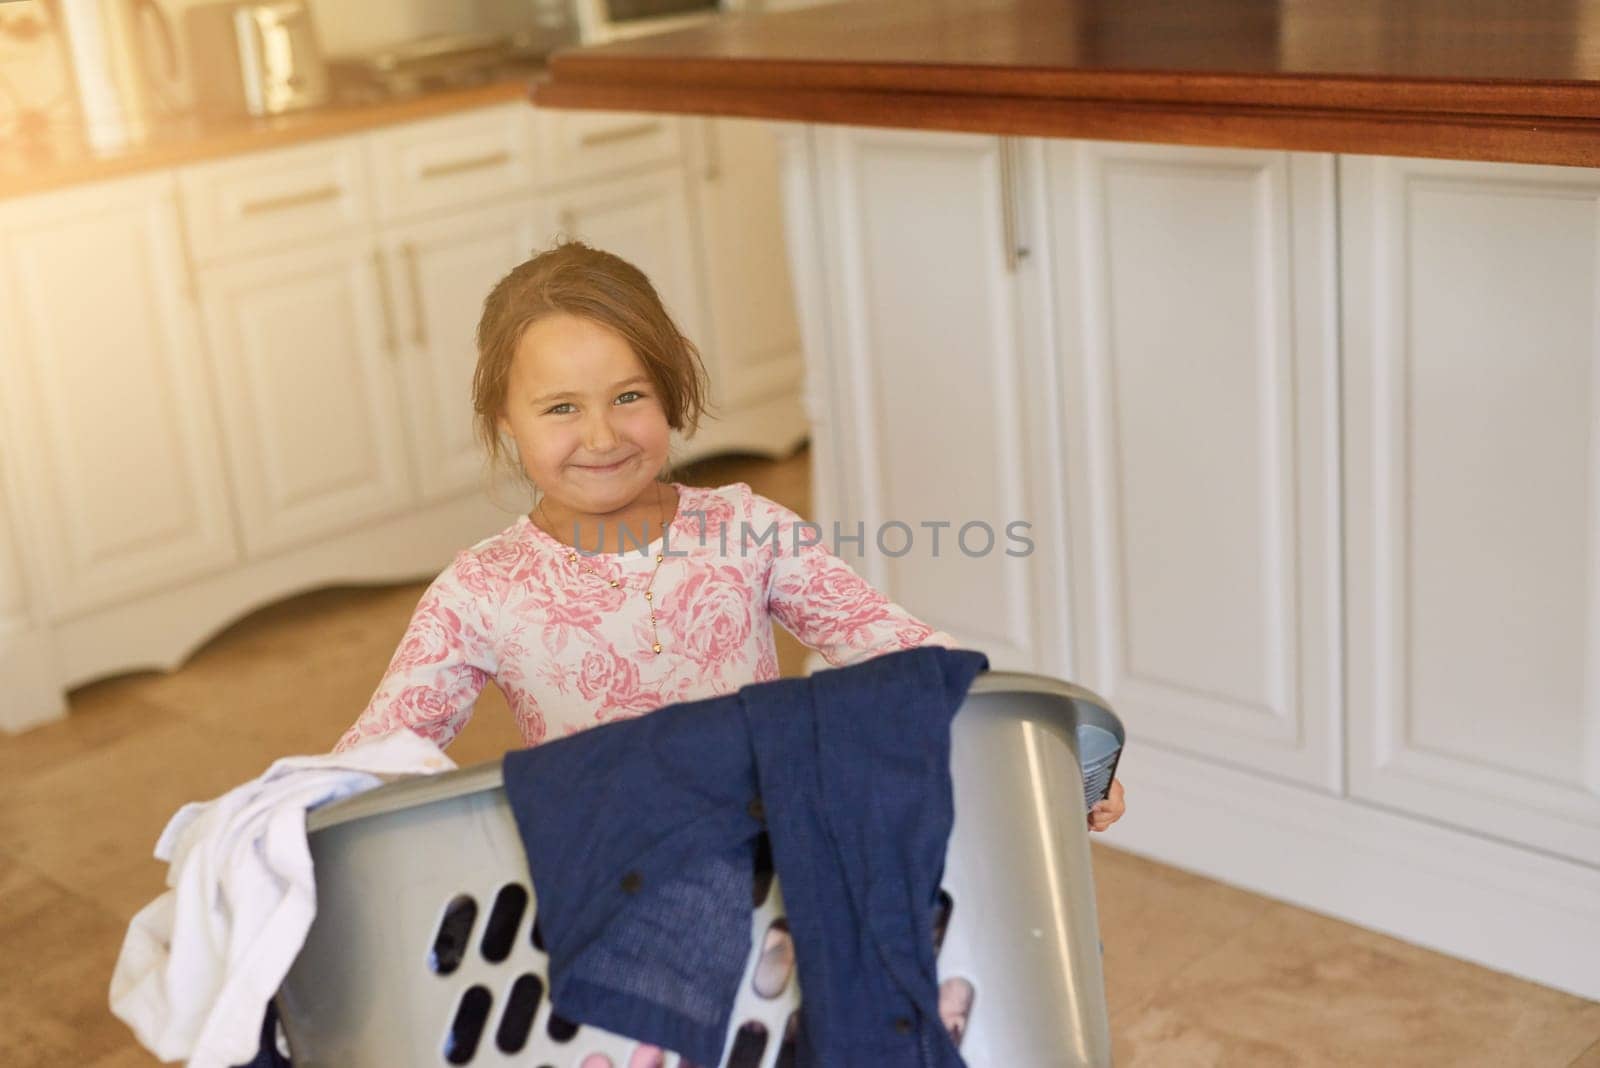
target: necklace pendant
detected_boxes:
[652,642,662,654]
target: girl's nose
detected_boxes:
[583,410,620,452]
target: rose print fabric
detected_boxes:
[334,482,958,752]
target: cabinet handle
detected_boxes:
[579,120,660,148]
[402,242,427,348]
[999,138,1030,273]
[419,150,512,180]
[239,184,342,216]
[372,249,398,357]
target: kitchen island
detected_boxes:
[532,0,1600,1002]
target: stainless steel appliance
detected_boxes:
[183,0,331,118]
[327,25,576,103]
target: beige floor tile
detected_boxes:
[0,714,277,923]
[85,1046,163,1068]
[1112,901,1600,1067]
[0,853,133,1067]
[0,684,184,791]
[121,584,428,754]
[1570,1037,1600,1067]
[1091,842,1273,1019]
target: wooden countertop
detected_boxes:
[534,0,1600,167]
[0,76,537,200]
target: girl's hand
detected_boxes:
[1088,777,1125,833]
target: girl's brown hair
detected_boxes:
[472,239,708,484]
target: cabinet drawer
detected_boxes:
[178,138,370,263]
[533,108,682,188]
[368,104,537,223]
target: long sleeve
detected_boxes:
[749,486,961,667]
[333,551,501,753]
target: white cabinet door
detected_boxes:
[804,127,1067,674]
[1046,142,1343,791]
[1342,155,1600,863]
[197,237,412,557]
[687,117,805,412]
[0,173,238,618]
[381,197,550,503]
[546,167,708,374]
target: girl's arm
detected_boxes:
[745,486,1128,832]
[333,551,500,752]
[746,486,961,667]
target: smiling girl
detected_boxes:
[332,239,1125,831]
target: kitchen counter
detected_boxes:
[533,0,1600,167]
[0,74,539,200]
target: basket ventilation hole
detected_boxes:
[494,973,544,1054]
[752,919,794,999]
[547,1011,580,1043]
[726,1021,768,1068]
[939,977,976,1050]
[481,883,529,963]
[579,1056,613,1068]
[429,895,478,976]
[751,833,775,907]
[931,889,954,956]
[775,1011,800,1068]
[443,984,492,1065]
[627,1046,665,1068]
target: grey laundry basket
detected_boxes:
[277,670,1123,1068]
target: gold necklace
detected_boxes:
[538,484,669,655]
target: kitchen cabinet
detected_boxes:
[379,198,551,503]
[534,107,683,186]
[683,117,808,461]
[196,236,413,557]
[1046,141,1343,793]
[0,173,239,621]
[783,126,1070,674]
[1341,154,1600,864]
[776,124,1600,999]
[367,104,539,224]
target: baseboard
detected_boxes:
[51,493,516,690]
[1102,741,1600,1001]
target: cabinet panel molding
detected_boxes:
[1048,141,1343,790]
[198,238,412,557]
[1342,154,1600,864]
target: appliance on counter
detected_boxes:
[182,0,331,118]
[327,23,578,102]
[574,0,738,44]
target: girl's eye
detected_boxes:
[545,402,576,415]
[615,391,643,404]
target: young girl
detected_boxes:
[334,240,1125,832]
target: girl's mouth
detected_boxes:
[575,455,634,474]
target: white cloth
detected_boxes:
[109,730,455,1067]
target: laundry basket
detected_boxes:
[277,670,1122,1068]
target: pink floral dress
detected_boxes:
[334,482,957,752]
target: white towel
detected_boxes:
[109,730,456,1067]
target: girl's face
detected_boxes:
[497,313,672,519]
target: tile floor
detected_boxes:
[2,448,1597,1067]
